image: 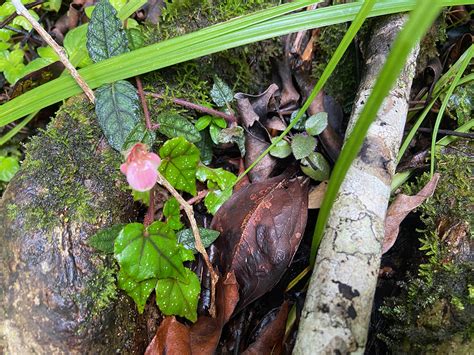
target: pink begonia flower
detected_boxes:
[120,143,161,192]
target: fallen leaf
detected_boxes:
[383,173,440,254]
[190,272,240,355]
[308,181,327,209]
[211,174,309,312]
[242,302,290,355]
[145,316,192,355]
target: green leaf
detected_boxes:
[195,130,213,165]
[196,165,236,190]
[159,137,200,196]
[122,122,156,151]
[177,227,220,254]
[291,134,316,160]
[204,187,233,215]
[44,0,62,12]
[37,46,59,62]
[195,115,212,131]
[269,138,291,158]
[64,24,93,68]
[13,10,39,31]
[290,110,308,131]
[210,76,234,107]
[157,112,201,143]
[212,117,227,129]
[118,270,156,313]
[305,112,328,136]
[132,189,150,206]
[114,222,185,281]
[95,80,141,151]
[301,152,330,181]
[127,28,145,51]
[209,123,221,145]
[0,156,19,182]
[163,198,183,231]
[218,126,245,156]
[155,268,201,322]
[88,223,126,253]
[86,0,129,63]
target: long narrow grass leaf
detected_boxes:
[311,0,444,265]
[429,44,473,176]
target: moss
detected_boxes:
[379,145,473,352]
[14,97,126,233]
[142,0,280,108]
[312,23,358,114]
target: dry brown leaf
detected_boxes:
[383,173,440,254]
[211,174,309,312]
[308,181,327,209]
[145,316,192,355]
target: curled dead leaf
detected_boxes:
[383,173,440,254]
[145,316,192,355]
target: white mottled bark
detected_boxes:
[294,14,419,354]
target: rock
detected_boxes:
[0,97,143,353]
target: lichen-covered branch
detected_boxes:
[294,14,420,354]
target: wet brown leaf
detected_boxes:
[211,174,309,312]
[383,173,440,254]
[242,302,290,355]
[190,272,240,355]
[145,316,192,355]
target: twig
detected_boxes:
[406,126,474,139]
[146,91,237,124]
[156,172,218,317]
[11,0,95,103]
[185,189,208,206]
[136,77,153,130]
[143,187,155,227]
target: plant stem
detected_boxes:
[135,77,153,130]
[156,172,218,317]
[143,187,155,227]
[10,0,95,103]
[146,92,237,124]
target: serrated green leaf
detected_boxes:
[87,0,129,63]
[301,152,330,181]
[122,122,156,151]
[95,80,141,151]
[305,112,328,136]
[195,130,213,165]
[196,165,236,190]
[163,198,183,231]
[204,187,233,215]
[159,137,200,196]
[291,134,316,160]
[0,156,19,182]
[269,138,291,158]
[155,268,200,322]
[177,228,220,254]
[88,223,126,253]
[218,126,245,156]
[157,112,201,143]
[210,76,234,107]
[114,222,186,281]
[118,269,156,313]
[195,115,212,131]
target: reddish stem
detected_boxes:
[185,189,209,206]
[136,77,153,130]
[144,187,155,227]
[146,91,237,124]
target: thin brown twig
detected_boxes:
[135,77,153,130]
[11,0,95,103]
[185,189,209,206]
[156,172,218,317]
[146,91,237,124]
[143,187,155,227]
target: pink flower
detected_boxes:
[120,143,161,192]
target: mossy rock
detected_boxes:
[0,96,143,353]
